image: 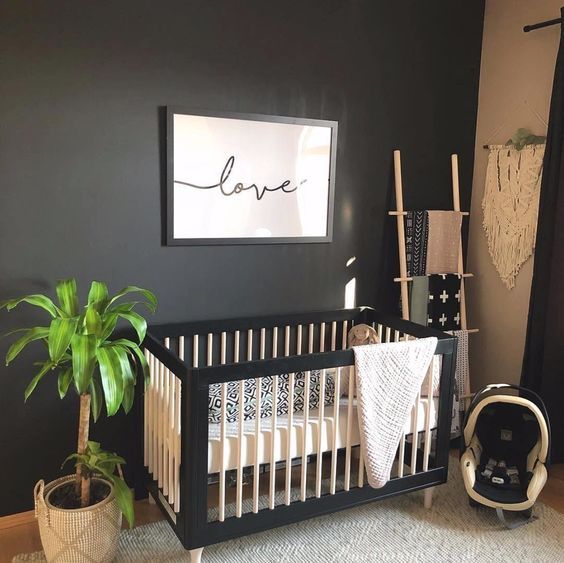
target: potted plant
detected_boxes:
[1,279,156,562]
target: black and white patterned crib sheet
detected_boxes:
[208,370,336,424]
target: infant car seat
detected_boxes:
[460,384,550,527]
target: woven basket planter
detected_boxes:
[34,475,122,563]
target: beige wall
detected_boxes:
[467,0,561,390]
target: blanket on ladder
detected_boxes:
[353,337,438,488]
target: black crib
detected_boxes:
[142,307,457,561]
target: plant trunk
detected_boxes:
[76,393,91,507]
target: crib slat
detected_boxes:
[344,366,354,491]
[153,356,160,481]
[165,338,172,500]
[411,391,420,475]
[297,324,303,355]
[218,332,227,522]
[234,330,244,518]
[207,333,213,366]
[147,352,153,473]
[162,339,170,498]
[247,329,253,360]
[342,320,348,349]
[397,334,408,478]
[143,349,149,468]
[150,352,156,478]
[320,322,326,353]
[330,367,341,494]
[174,336,184,513]
[423,358,434,472]
[285,371,295,505]
[385,327,391,343]
[269,327,279,510]
[377,324,383,342]
[284,325,293,506]
[331,321,337,351]
[260,328,266,359]
[157,353,164,489]
[193,335,199,368]
[308,323,314,354]
[300,370,311,502]
[253,375,261,514]
[315,368,326,497]
[170,342,177,505]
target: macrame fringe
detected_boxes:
[482,146,544,289]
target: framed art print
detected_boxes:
[166,107,337,245]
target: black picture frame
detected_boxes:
[166,107,338,246]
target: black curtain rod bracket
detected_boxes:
[524,9,564,33]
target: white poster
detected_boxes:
[167,109,336,244]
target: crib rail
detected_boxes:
[143,307,457,550]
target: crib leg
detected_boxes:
[148,492,156,505]
[424,487,434,509]
[190,547,204,563]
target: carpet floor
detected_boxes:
[14,460,564,562]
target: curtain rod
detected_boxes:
[523,16,562,33]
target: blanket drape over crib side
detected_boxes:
[353,337,438,489]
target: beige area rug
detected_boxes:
[14,460,564,562]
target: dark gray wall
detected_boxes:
[0,0,484,515]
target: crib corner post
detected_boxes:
[189,547,204,563]
[424,487,434,509]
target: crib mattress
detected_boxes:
[207,397,439,474]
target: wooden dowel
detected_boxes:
[330,367,341,495]
[451,154,468,331]
[393,150,410,320]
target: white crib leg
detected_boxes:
[148,492,156,505]
[190,547,204,563]
[424,487,434,509]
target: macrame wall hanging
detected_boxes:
[482,144,545,289]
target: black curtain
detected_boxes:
[522,8,564,463]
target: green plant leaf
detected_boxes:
[24,360,54,401]
[0,327,33,340]
[71,333,97,393]
[84,307,102,337]
[57,367,73,399]
[114,346,135,414]
[0,294,63,318]
[5,327,50,365]
[90,377,103,422]
[87,441,102,454]
[117,311,147,343]
[110,475,134,528]
[61,452,80,469]
[56,279,79,317]
[87,281,109,312]
[106,286,157,314]
[99,313,118,342]
[107,302,138,314]
[96,346,124,416]
[48,317,78,364]
[113,339,150,386]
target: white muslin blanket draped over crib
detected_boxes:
[353,337,438,488]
